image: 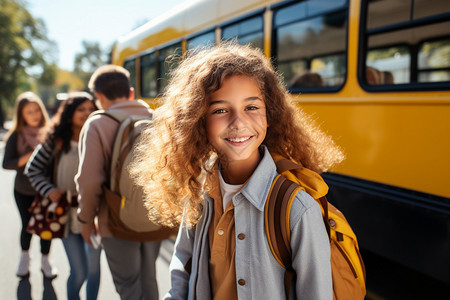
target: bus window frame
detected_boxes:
[219,9,265,47]
[285,50,347,94]
[416,35,450,81]
[140,51,158,98]
[123,58,137,90]
[186,28,216,50]
[358,0,450,92]
[157,42,183,95]
[271,0,349,94]
[364,42,411,86]
[270,0,348,27]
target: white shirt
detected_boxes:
[218,170,242,211]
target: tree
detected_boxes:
[73,40,106,89]
[0,0,57,126]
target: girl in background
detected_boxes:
[131,43,344,299]
[26,92,101,300]
[2,91,54,278]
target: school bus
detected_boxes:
[112,0,450,286]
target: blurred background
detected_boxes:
[0,0,183,127]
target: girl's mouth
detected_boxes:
[225,136,253,144]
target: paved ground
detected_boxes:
[0,136,173,300]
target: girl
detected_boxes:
[131,43,344,299]
[25,92,102,300]
[2,91,54,278]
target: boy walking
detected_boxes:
[75,65,167,299]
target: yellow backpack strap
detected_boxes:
[265,174,303,299]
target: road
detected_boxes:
[0,140,173,300]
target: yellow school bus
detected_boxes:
[112,0,450,286]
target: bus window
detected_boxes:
[311,53,346,86]
[221,15,263,49]
[363,0,450,88]
[141,53,157,98]
[123,59,136,90]
[158,44,182,94]
[366,46,410,85]
[274,0,348,91]
[418,38,450,83]
[187,31,215,50]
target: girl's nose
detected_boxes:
[228,111,245,129]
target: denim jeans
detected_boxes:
[62,231,102,300]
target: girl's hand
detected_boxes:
[48,189,65,203]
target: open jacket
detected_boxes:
[165,146,332,300]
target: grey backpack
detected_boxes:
[96,108,174,241]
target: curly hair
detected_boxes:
[50,92,96,153]
[130,42,344,228]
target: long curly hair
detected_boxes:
[130,42,344,227]
[50,92,97,153]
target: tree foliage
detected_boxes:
[0,0,57,125]
[73,40,106,89]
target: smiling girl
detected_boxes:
[131,43,344,299]
[2,91,53,278]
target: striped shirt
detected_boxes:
[25,136,61,198]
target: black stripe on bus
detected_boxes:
[321,172,450,217]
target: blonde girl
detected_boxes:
[131,43,344,299]
[2,92,56,278]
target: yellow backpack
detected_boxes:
[265,157,366,300]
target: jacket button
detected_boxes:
[329,219,336,229]
[238,279,246,286]
[217,229,224,236]
[237,233,245,240]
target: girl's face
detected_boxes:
[206,75,268,171]
[72,100,95,130]
[22,102,43,127]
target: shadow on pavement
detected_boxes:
[17,275,58,300]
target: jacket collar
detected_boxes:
[204,145,278,212]
[108,99,150,110]
[237,146,278,211]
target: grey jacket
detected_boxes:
[165,146,332,300]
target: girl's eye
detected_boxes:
[212,108,227,114]
[246,106,259,111]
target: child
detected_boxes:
[2,91,57,278]
[131,43,344,299]
[26,92,101,300]
[76,65,170,300]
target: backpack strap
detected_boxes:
[266,158,332,299]
[91,110,135,194]
[274,158,331,237]
[95,110,152,195]
[265,174,302,299]
[113,119,142,194]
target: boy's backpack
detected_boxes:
[265,157,366,300]
[96,109,174,242]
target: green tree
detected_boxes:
[73,40,106,89]
[0,0,57,127]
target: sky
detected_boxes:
[28,0,186,71]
